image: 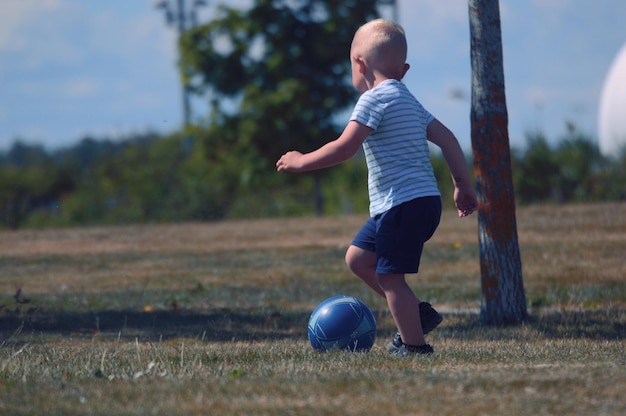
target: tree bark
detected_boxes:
[468,0,528,325]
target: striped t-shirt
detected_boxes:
[350,79,441,217]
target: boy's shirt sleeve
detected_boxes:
[350,90,384,131]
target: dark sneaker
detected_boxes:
[419,302,443,334]
[387,332,404,353]
[387,302,442,353]
[389,342,434,357]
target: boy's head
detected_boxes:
[350,19,409,92]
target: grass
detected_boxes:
[0,203,624,415]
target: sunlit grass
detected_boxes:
[1,312,623,415]
[0,203,624,415]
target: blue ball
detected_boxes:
[308,295,376,352]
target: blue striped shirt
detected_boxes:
[350,79,440,217]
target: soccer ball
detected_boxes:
[307,295,376,352]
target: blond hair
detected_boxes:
[351,19,407,75]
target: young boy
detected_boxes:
[276,19,477,356]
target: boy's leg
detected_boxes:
[345,245,385,298]
[377,273,426,347]
[346,244,443,336]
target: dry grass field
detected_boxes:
[0,203,624,415]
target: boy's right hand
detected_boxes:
[454,186,478,217]
[276,151,304,172]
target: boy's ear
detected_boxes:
[401,63,410,79]
[356,56,367,74]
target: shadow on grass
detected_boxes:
[439,309,625,341]
[1,306,623,344]
[0,307,313,343]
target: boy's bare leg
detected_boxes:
[345,245,385,298]
[377,273,426,347]
[346,245,433,346]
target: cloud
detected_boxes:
[396,0,468,61]
[0,0,67,50]
[0,1,176,72]
[65,78,102,98]
[531,0,571,11]
[0,1,85,70]
[89,7,175,61]
[398,0,467,35]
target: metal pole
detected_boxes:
[156,0,206,128]
[177,0,192,127]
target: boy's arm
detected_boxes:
[276,121,372,173]
[427,118,478,217]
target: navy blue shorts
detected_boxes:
[351,196,442,275]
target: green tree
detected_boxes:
[554,123,602,202]
[468,0,527,325]
[514,131,559,203]
[179,0,380,215]
[0,142,74,229]
[595,149,626,201]
[4,141,49,168]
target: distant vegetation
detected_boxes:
[0,122,624,230]
[1,0,624,230]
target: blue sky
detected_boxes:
[1,0,625,153]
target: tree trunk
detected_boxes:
[468,0,528,325]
